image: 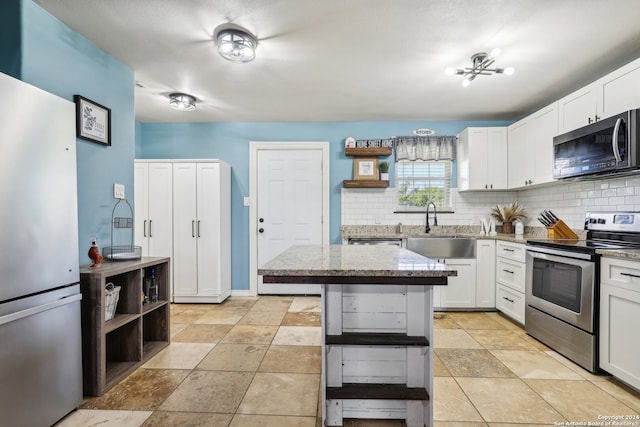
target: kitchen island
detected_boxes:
[258,244,456,427]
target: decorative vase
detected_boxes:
[380,172,389,181]
[502,221,514,234]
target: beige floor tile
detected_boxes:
[544,350,611,381]
[221,324,279,344]
[490,350,583,380]
[516,331,551,351]
[434,328,483,349]
[289,297,322,312]
[170,322,188,338]
[259,345,321,373]
[170,308,207,324]
[433,353,451,377]
[484,312,524,332]
[56,409,153,427]
[433,377,484,422]
[435,349,515,378]
[281,311,321,326]
[592,379,640,413]
[250,296,294,312]
[196,343,269,372]
[143,342,215,369]
[457,377,564,423]
[446,312,506,330]
[230,414,317,427]
[194,309,246,324]
[218,297,259,311]
[143,411,233,426]
[172,323,233,343]
[81,369,189,410]
[434,313,462,329]
[171,303,217,311]
[272,326,322,346]
[526,379,639,421]
[467,329,540,351]
[159,370,254,413]
[239,310,287,325]
[342,420,406,426]
[434,422,488,427]
[237,372,319,416]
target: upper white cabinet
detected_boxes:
[173,161,231,303]
[558,57,640,134]
[508,102,558,189]
[457,127,508,191]
[134,161,173,258]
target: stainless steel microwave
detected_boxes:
[553,109,640,179]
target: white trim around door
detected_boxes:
[249,141,330,296]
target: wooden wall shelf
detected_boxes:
[345,147,392,157]
[343,180,389,188]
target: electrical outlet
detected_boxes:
[114,183,125,199]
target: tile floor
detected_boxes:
[56,296,640,427]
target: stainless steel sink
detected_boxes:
[405,237,476,259]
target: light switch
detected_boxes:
[243,197,250,207]
[114,183,125,199]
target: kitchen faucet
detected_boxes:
[425,201,438,233]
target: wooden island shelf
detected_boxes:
[80,257,170,396]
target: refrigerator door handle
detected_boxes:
[0,294,82,326]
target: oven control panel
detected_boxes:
[585,212,640,232]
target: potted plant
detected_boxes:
[379,161,389,181]
[490,202,527,234]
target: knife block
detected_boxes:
[547,220,579,239]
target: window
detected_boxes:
[396,159,453,211]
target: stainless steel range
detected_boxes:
[525,212,640,373]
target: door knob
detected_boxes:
[259,218,264,223]
[258,228,264,233]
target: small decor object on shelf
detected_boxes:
[88,240,104,268]
[353,158,379,180]
[379,161,389,181]
[104,282,121,321]
[103,198,142,261]
[144,268,158,304]
[490,202,527,234]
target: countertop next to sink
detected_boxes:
[597,248,640,260]
[341,224,552,244]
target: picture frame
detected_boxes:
[74,95,111,146]
[353,158,379,180]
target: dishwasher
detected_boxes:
[347,237,403,246]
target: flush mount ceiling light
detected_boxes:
[216,28,257,63]
[445,48,515,87]
[169,93,196,111]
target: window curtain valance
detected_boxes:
[393,136,457,161]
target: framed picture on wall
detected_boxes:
[74,95,111,146]
[353,158,379,180]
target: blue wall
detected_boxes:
[5,1,135,265]
[138,120,510,290]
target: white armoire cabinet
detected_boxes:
[134,161,173,259]
[172,161,231,303]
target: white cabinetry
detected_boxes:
[495,240,526,324]
[476,240,496,308]
[437,259,476,308]
[173,161,231,303]
[457,127,508,191]
[599,257,640,390]
[508,102,558,189]
[134,162,173,258]
[559,57,640,134]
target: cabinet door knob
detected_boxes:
[259,218,264,223]
[258,228,264,233]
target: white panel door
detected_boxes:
[134,163,150,255]
[257,149,323,294]
[172,163,198,296]
[147,163,173,257]
[196,162,221,296]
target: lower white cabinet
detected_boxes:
[599,257,640,390]
[476,240,496,308]
[495,241,526,324]
[172,160,231,303]
[434,258,476,309]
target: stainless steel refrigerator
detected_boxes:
[0,72,83,426]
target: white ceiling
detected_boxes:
[34,0,640,123]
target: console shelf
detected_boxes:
[80,257,170,396]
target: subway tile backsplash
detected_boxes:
[342,174,640,229]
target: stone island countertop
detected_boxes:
[258,244,457,282]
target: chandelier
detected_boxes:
[168,93,196,111]
[446,48,515,87]
[216,28,257,63]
